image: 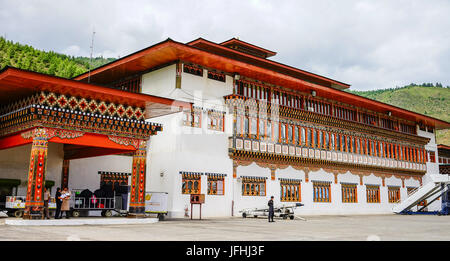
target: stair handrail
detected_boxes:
[394,185,422,204]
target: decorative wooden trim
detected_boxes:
[107,136,141,149]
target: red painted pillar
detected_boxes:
[23,128,48,219]
[128,140,147,217]
[61,159,70,189]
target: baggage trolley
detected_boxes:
[3,196,56,218]
[70,190,117,217]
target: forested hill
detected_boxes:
[349,84,450,145]
[0,37,115,78]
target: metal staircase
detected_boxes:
[392,175,450,214]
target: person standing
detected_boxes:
[54,188,62,219]
[268,196,275,222]
[43,187,51,219]
[61,187,71,219]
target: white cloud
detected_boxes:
[0,0,449,90]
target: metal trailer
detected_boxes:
[70,190,118,217]
[3,196,57,218]
[144,192,168,221]
[239,203,304,220]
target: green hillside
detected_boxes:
[349,84,450,145]
[0,37,114,78]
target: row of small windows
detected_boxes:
[181,176,224,195]
[234,79,417,135]
[183,109,224,131]
[178,63,429,136]
[235,116,427,163]
[183,63,226,82]
[181,176,406,203]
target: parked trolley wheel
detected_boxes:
[242,213,247,218]
[290,215,294,220]
[72,210,80,218]
[104,210,113,217]
[157,213,165,221]
[14,210,23,218]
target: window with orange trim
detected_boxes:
[313,182,331,203]
[182,175,201,194]
[242,178,266,196]
[280,180,301,202]
[388,186,400,203]
[341,183,357,203]
[207,176,224,195]
[366,185,380,203]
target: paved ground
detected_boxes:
[0,214,449,241]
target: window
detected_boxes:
[366,185,380,203]
[341,183,357,203]
[207,175,225,195]
[307,128,312,147]
[259,119,265,138]
[207,111,224,131]
[244,116,249,136]
[113,75,141,93]
[183,63,203,77]
[301,127,306,146]
[314,129,319,148]
[352,137,356,153]
[280,179,301,202]
[429,151,436,163]
[242,177,266,196]
[207,70,226,82]
[181,174,201,194]
[313,181,331,202]
[250,118,257,136]
[388,186,400,203]
[236,115,242,136]
[183,108,202,128]
[273,122,279,142]
[288,125,293,144]
[99,171,130,191]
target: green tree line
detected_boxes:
[0,36,114,78]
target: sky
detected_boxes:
[1,0,449,91]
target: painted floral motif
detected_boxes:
[108,135,141,149]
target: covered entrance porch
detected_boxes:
[0,67,190,219]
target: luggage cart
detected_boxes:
[70,190,117,217]
[4,196,56,218]
[144,192,168,220]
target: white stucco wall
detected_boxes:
[0,143,64,195]
[68,155,133,193]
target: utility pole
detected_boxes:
[88,30,96,83]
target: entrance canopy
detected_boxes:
[0,66,191,157]
[0,67,190,218]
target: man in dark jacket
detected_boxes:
[268,196,275,222]
[54,188,62,219]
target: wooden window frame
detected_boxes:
[313,182,331,203]
[182,175,201,194]
[366,185,380,203]
[280,182,301,202]
[242,179,266,196]
[341,184,358,203]
[207,176,225,195]
[388,186,400,203]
